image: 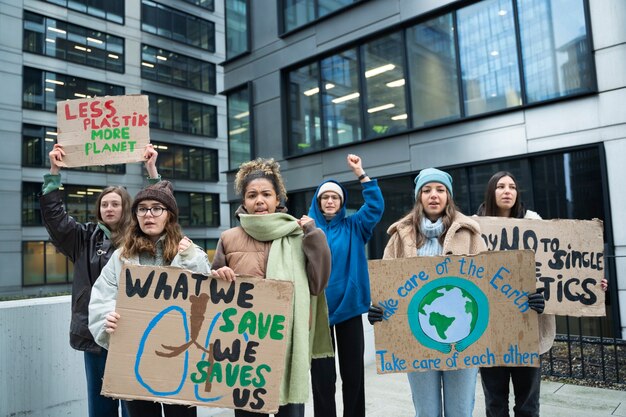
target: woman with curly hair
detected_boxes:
[88,180,210,417]
[211,158,333,417]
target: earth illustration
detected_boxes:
[417,285,479,343]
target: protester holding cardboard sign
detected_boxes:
[476,171,607,417]
[40,143,159,417]
[368,168,486,417]
[89,180,210,417]
[210,158,333,417]
[307,154,384,417]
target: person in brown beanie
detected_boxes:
[88,180,211,417]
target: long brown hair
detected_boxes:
[120,210,183,264]
[95,186,132,247]
[476,171,526,218]
[412,188,458,249]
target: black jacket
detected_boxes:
[40,189,114,353]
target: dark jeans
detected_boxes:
[234,403,304,417]
[480,366,541,417]
[125,401,197,417]
[311,315,365,417]
[84,350,128,417]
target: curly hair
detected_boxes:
[234,158,288,202]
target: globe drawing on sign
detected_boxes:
[419,285,478,343]
[407,277,489,354]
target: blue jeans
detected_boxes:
[407,368,477,417]
[84,350,128,417]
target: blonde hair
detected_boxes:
[235,158,287,202]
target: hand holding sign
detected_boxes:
[48,144,66,175]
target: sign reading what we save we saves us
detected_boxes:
[103,265,294,414]
[56,95,149,167]
[368,250,539,374]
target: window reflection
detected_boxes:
[175,191,220,227]
[363,33,408,137]
[321,50,362,147]
[227,87,251,170]
[518,0,594,102]
[407,14,461,127]
[282,0,362,33]
[457,0,521,116]
[226,0,248,59]
[289,63,322,154]
[147,92,217,137]
[41,0,124,23]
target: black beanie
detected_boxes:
[132,181,178,217]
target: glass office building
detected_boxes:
[222,0,626,340]
[0,0,227,295]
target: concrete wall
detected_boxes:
[0,296,376,416]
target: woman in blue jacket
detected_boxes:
[308,154,384,417]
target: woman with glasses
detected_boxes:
[89,180,210,417]
[40,143,159,417]
[307,154,384,417]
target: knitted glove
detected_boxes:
[528,288,545,314]
[367,305,383,325]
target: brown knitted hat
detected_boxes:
[132,181,178,217]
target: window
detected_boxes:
[141,44,215,93]
[141,0,215,51]
[146,92,217,137]
[407,14,461,127]
[457,0,521,116]
[40,0,124,23]
[23,67,124,112]
[321,49,361,147]
[180,0,214,10]
[517,0,594,102]
[227,86,252,170]
[284,0,595,156]
[23,182,101,226]
[24,11,125,73]
[152,142,218,182]
[281,0,364,33]
[198,238,219,262]
[23,241,74,286]
[362,32,408,137]
[288,63,322,154]
[174,191,220,227]
[225,0,249,59]
[22,124,125,173]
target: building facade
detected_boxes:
[222,0,626,338]
[0,0,229,296]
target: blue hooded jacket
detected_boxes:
[308,179,384,326]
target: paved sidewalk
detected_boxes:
[199,361,626,416]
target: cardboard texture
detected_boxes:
[368,251,539,374]
[56,95,149,167]
[103,265,294,413]
[475,217,605,316]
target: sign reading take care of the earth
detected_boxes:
[368,251,539,374]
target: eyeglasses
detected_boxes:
[136,206,167,217]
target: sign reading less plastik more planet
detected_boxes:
[56,95,149,167]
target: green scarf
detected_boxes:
[240,213,333,405]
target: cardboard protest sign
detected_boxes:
[475,217,605,317]
[103,265,294,414]
[56,95,149,167]
[368,251,539,374]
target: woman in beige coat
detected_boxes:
[369,168,486,417]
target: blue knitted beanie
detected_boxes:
[414,168,453,199]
